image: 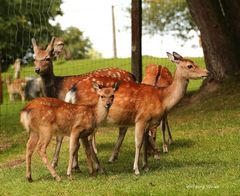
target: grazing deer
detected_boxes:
[66,52,209,175]
[21,82,119,182]
[31,37,135,171]
[6,76,27,102]
[142,64,173,156]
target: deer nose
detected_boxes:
[35,67,40,74]
[105,103,112,109]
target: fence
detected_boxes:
[0,0,202,134]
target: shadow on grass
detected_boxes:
[167,138,196,152]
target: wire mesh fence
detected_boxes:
[0,0,202,134]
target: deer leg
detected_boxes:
[162,116,168,153]
[88,136,104,174]
[37,133,60,181]
[20,91,25,102]
[72,139,81,172]
[148,128,161,160]
[108,127,128,163]
[89,131,97,154]
[9,94,14,101]
[133,122,146,175]
[67,132,80,178]
[142,130,149,171]
[51,135,63,168]
[81,137,95,176]
[165,115,173,144]
[26,132,39,182]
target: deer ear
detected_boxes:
[172,52,183,60]
[167,52,181,64]
[31,38,38,54]
[167,52,176,63]
[53,38,64,57]
[113,81,120,92]
[46,37,56,55]
[92,82,102,92]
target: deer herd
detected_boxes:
[17,37,209,181]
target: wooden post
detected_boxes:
[112,5,117,58]
[131,0,142,82]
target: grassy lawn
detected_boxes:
[0,57,239,195]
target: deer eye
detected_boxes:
[187,65,193,69]
[100,96,104,99]
[110,95,114,98]
[45,57,51,61]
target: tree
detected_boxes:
[0,0,63,70]
[186,0,240,81]
[142,0,198,41]
[142,0,240,83]
[61,27,92,60]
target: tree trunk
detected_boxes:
[187,0,240,81]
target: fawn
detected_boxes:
[20,82,119,182]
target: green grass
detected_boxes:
[1,57,240,195]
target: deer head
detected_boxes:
[93,82,120,109]
[31,37,64,75]
[167,52,209,80]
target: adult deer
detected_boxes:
[108,63,173,162]
[66,52,209,175]
[31,37,135,171]
[21,82,119,182]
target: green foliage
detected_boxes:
[60,27,93,60]
[142,0,198,41]
[0,0,63,70]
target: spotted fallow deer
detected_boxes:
[20,82,119,182]
[66,52,209,175]
[31,37,135,171]
[107,64,173,162]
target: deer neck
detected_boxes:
[162,71,189,111]
[94,100,109,125]
[40,64,57,97]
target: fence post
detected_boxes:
[131,0,142,82]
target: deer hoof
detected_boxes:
[154,154,160,160]
[163,144,168,153]
[54,175,61,182]
[142,165,149,172]
[134,169,140,176]
[108,156,118,164]
[51,162,58,169]
[168,138,173,145]
[72,165,81,173]
[97,167,105,174]
[26,176,33,182]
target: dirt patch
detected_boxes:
[0,157,25,169]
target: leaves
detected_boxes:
[142,0,198,41]
[0,0,63,70]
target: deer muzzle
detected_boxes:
[35,67,41,74]
[104,103,112,109]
